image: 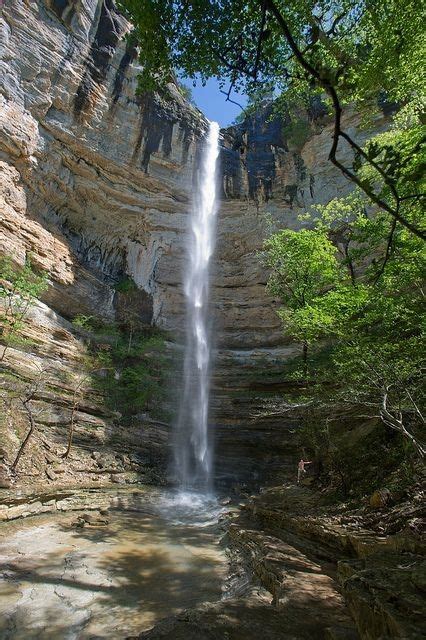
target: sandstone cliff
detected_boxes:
[212,103,389,485]
[0,0,206,488]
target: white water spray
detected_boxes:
[174,121,220,491]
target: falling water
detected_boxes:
[174,121,220,492]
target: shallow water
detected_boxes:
[0,489,228,639]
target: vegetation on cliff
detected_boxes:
[74,312,168,423]
[0,257,48,362]
[0,263,168,480]
[263,199,424,492]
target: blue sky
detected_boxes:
[181,77,248,127]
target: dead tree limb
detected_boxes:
[380,386,425,458]
[11,393,36,471]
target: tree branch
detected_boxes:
[254,1,267,81]
[262,0,426,240]
[381,385,425,458]
[373,217,397,284]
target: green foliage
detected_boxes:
[0,256,48,357]
[177,82,195,104]
[359,123,426,232]
[264,229,339,307]
[266,191,425,461]
[117,0,424,124]
[117,0,424,104]
[264,229,339,370]
[72,314,121,343]
[72,314,95,330]
[0,257,48,305]
[71,276,168,422]
[80,320,168,421]
[114,276,138,294]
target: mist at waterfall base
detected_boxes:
[171,121,220,504]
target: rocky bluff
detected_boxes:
[0,0,388,488]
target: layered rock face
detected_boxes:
[212,104,389,486]
[0,0,205,485]
[1,0,205,328]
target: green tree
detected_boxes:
[177,81,195,104]
[0,257,48,361]
[264,193,424,458]
[118,0,425,239]
[296,199,425,457]
[264,229,339,376]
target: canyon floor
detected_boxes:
[1,483,424,639]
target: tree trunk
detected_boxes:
[302,341,308,379]
[11,399,36,471]
[62,402,78,459]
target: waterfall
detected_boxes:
[174,121,220,492]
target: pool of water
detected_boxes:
[0,489,229,639]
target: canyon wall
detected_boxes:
[1,0,206,329]
[0,0,388,488]
[212,105,389,485]
[0,0,206,488]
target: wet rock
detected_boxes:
[79,512,109,526]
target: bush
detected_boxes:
[77,318,168,422]
[0,256,48,359]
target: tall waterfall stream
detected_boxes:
[174,121,220,491]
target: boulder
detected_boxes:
[369,489,391,509]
